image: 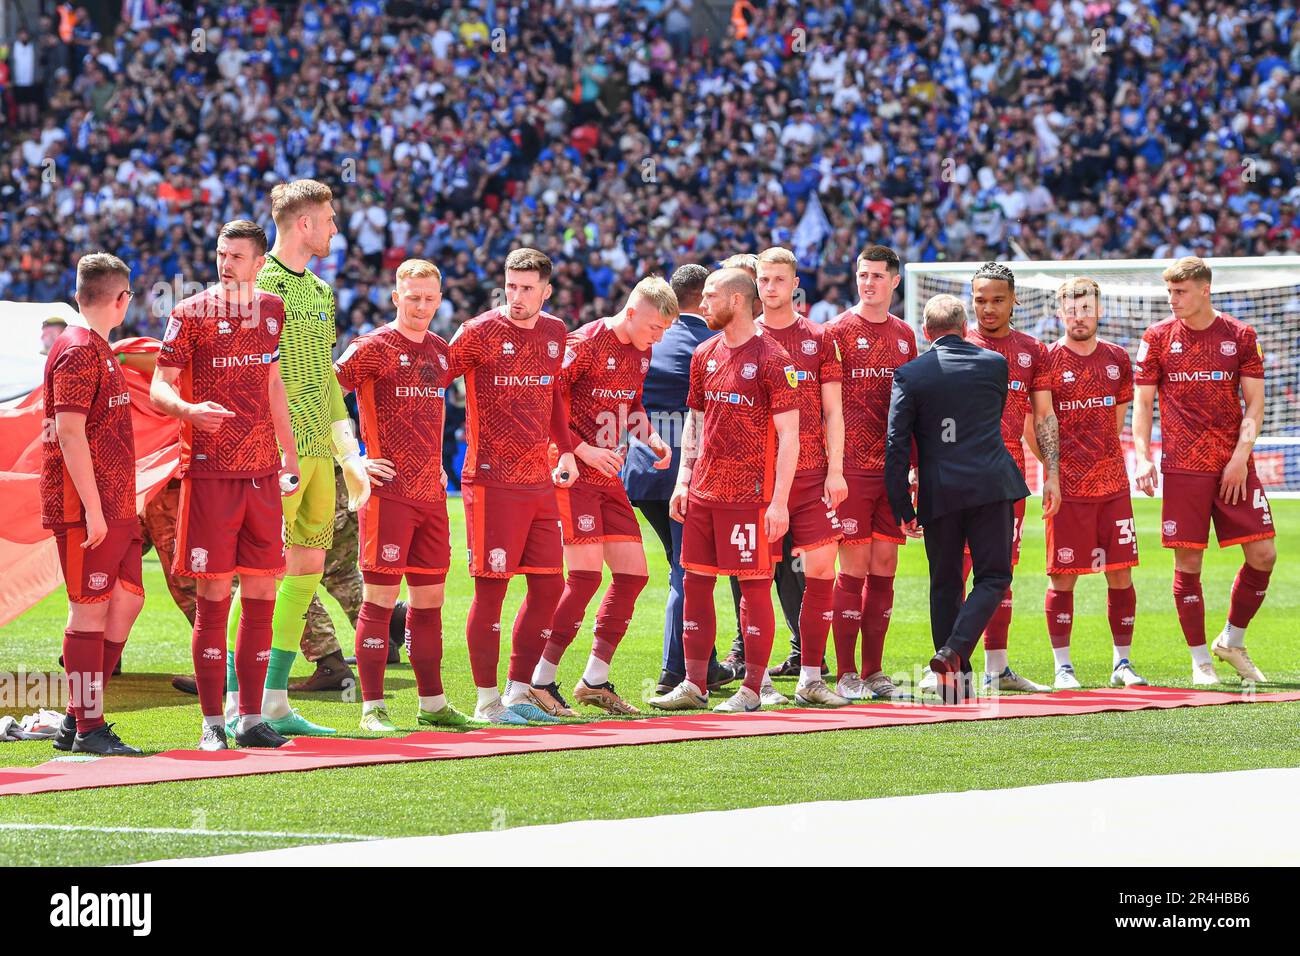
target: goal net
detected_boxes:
[903,256,1300,497]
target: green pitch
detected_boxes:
[1,498,1296,866]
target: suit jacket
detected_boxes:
[884,334,1029,525]
[622,312,718,500]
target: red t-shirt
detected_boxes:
[1032,338,1133,500]
[1134,312,1265,475]
[40,327,136,529]
[759,315,843,476]
[825,309,916,475]
[335,325,449,505]
[686,332,799,505]
[968,325,1047,474]
[448,308,571,489]
[157,287,285,478]
[559,318,651,489]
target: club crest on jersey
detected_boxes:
[1170,341,1183,354]
[1163,520,1177,536]
[382,544,401,562]
[706,359,717,372]
[1106,364,1120,380]
[190,548,208,573]
[898,338,909,353]
[267,317,278,335]
[88,572,109,591]
[784,365,798,387]
[801,339,818,355]
[1220,340,1237,356]
[1017,352,1032,367]
[488,548,507,574]
[1056,548,1075,564]
[740,362,758,380]
[577,514,596,533]
[502,341,515,356]
[641,357,650,374]
[548,341,560,359]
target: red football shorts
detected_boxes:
[1046,493,1138,575]
[1161,467,1275,549]
[174,474,285,578]
[837,471,905,545]
[462,481,562,577]
[788,471,843,553]
[359,494,450,586]
[557,480,642,545]
[681,497,780,579]
[55,522,143,604]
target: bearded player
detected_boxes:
[335,259,479,730]
[943,261,1051,693]
[1030,278,1145,688]
[648,267,800,713]
[449,247,580,724]
[151,220,300,750]
[1134,256,1275,685]
[824,245,917,701]
[43,253,144,756]
[527,277,679,716]
[220,180,371,738]
[754,247,851,707]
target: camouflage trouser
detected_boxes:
[299,464,364,661]
[141,471,363,663]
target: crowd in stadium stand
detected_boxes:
[2,0,1299,350]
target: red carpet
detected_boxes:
[2,686,1297,797]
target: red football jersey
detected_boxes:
[968,325,1046,474]
[158,288,284,478]
[40,327,137,529]
[686,332,799,505]
[559,318,651,489]
[759,315,842,475]
[448,308,570,489]
[1135,312,1265,475]
[1032,339,1133,500]
[336,324,450,505]
[825,310,916,474]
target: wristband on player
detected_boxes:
[331,420,362,466]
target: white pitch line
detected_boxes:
[0,823,378,842]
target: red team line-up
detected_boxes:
[40,223,1277,752]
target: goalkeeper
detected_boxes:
[223,180,371,736]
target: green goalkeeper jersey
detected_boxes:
[257,253,347,459]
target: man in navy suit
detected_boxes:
[884,294,1047,701]
[623,265,734,693]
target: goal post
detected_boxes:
[902,256,1300,497]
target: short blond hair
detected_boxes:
[75,252,130,306]
[269,179,334,225]
[720,253,758,276]
[923,293,967,336]
[631,275,679,319]
[1056,276,1101,305]
[756,247,798,270]
[1162,256,1212,285]
[396,258,442,285]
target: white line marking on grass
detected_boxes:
[0,823,378,841]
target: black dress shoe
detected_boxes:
[656,669,684,695]
[720,653,746,683]
[708,658,740,690]
[172,674,198,695]
[930,647,962,674]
